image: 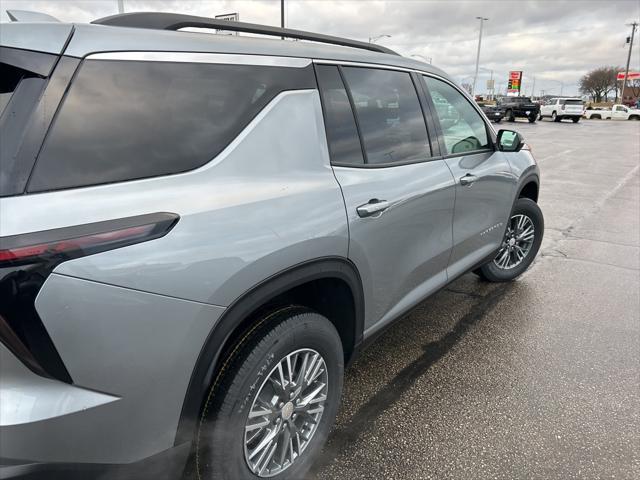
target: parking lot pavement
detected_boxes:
[309,119,640,479]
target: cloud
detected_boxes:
[2,0,639,95]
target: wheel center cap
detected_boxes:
[281,401,294,420]
[509,238,516,247]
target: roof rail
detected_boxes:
[91,12,398,56]
[6,9,60,22]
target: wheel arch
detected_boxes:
[174,256,364,446]
[517,174,540,203]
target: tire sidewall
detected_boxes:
[198,311,343,480]
[481,198,544,282]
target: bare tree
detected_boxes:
[579,66,619,103]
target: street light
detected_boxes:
[411,54,432,64]
[369,34,391,44]
[472,16,489,96]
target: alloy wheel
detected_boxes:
[493,214,535,270]
[244,349,328,477]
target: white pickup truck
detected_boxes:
[584,104,640,120]
[539,98,584,123]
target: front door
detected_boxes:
[315,64,455,333]
[421,75,515,278]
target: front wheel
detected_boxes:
[572,117,580,123]
[506,109,515,122]
[552,111,560,122]
[528,114,537,123]
[196,307,344,480]
[475,198,544,282]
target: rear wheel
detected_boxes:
[476,198,544,282]
[196,307,344,480]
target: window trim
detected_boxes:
[330,64,436,169]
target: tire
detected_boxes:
[629,115,640,120]
[591,114,601,119]
[506,109,515,122]
[196,307,344,480]
[572,117,580,123]
[552,111,560,122]
[528,114,537,123]
[475,198,544,283]
[494,118,502,123]
[538,112,543,121]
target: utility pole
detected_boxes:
[472,16,489,97]
[117,0,124,13]
[622,21,638,104]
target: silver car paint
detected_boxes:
[1,89,349,308]
[1,273,224,463]
[0,22,540,469]
[445,151,517,279]
[0,22,73,54]
[333,161,456,331]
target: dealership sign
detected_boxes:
[617,72,640,81]
[507,71,523,95]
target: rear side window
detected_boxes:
[0,64,25,116]
[28,60,315,192]
[316,65,364,166]
[341,67,431,165]
[561,99,582,105]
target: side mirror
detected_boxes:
[496,129,525,152]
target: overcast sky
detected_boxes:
[2,0,639,96]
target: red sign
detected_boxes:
[617,72,640,81]
[508,71,523,94]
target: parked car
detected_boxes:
[497,96,540,123]
[478,101,505,122]
[584,104,640,120]
[539,98,584,123]
[0,11,544,480]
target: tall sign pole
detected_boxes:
[117,0,124,14]
[472,17,489,97]
[622,22,638,104]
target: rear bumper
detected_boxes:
[0,442,191,480]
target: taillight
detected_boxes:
[0,212,178,382]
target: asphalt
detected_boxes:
[308,119,640,479]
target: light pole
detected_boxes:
[472,16,489,96]
[117,0,124,13]
[411,54,432,64]
[478,66,493,99]
[369,34,391,44]
[622,21,638,104]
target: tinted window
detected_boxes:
[423,76,489,155]
[0,63,24,116]
[29,60,314,192]
[316,65,364,166]
[561,99,583,105]
[342,67,430,165]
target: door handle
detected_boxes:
[459,174,478,186]
[356,199,390,218]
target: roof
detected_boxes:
[1,18,449,80]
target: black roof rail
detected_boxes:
[91,12,399,56]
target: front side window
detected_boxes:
[423,76,489,155]
[28,59,314,192]
[341,67,430,165]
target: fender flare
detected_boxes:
[515,171,540,200]
[173,256,364,445]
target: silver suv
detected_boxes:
[0,11,543,480]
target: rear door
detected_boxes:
[421,75,515,278]
[316,64,455,333]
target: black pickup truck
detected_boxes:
[496,96,539,123]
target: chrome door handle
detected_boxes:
[356,199,390,218]
[460,174,478,186]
